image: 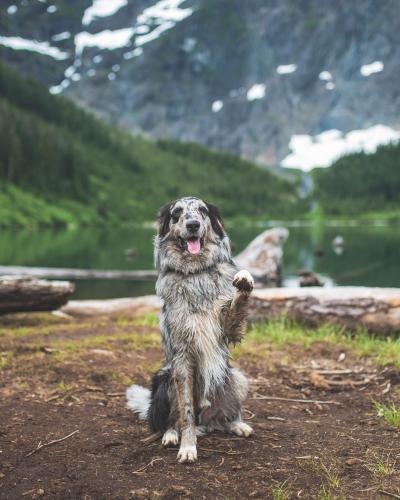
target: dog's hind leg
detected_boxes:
[173,356,197,463]
[226,418,253,437]
[223,270,254,344]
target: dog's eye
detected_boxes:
[171,208,182,222]
[199,206,208,218]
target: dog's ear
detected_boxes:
[205,202,225,239]
[157,203,172,238]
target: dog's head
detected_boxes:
[155,197,230,272]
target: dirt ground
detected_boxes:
[0,311,399,500]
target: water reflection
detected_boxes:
[0,222,399,299]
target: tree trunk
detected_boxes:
[0,276,75,314]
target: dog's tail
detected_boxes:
[126,384,151,420]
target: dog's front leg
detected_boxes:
[223,270,254,344]
[173,355,197,463]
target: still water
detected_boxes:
[1,222,399,299]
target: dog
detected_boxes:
[127,196,254,463]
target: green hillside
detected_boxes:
[313,143,400,217]
[0,63,300,227]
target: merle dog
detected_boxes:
[127,197,254,463]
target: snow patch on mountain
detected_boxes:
[52,31,71,42]
[212,100,223,112]
[319,71,332,81]
[360,61,384,76]
[49,79,70,94]
[276,64,297,74]
[281,125,400,171]
[74,1,193,56]
[7,5,18,15]
[138,0,193,24]
[0,36,69,60]
[83,0,128,26]
[123,47,143,59]
[247,84,266,101]
[75,28,134,55]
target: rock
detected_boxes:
[234,227,289,285]
[333,235,344,247]
[345,458,363,466]
[298,271,324,287]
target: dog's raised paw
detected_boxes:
[162,429,179,447]
[233,270,254,293]
[230,421,254,437]
[177,445,197,463]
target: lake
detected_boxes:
[1,221,399,299]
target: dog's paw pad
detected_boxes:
[233,270,254,293]
[230,421,253,437]
[162,429,179,447]
[177,445,197,463]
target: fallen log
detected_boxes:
[0,266,157,280]
[61,295,162,317]
[61,286,400,335]
[250,287,400,335]
[0,276,75,314]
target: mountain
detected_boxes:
[1,0,399,168]
[0,62,300,226]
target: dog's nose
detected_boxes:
[186,220,200,232]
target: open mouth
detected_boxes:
[179,237,203,255]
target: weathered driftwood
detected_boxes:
[0,266,157,280]
[61,295,162,317]
[234,227,289,286]
[250,287,400,335]
[0,276,75,314]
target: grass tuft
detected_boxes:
[374,401,400,428]
[365,450,396,478]
[271,481,290,500]
[317,486,344,500]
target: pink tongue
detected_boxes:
[187,238,201,254]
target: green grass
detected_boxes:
[116,312,160,328]
[235,318,400,368]
[374,402,400,428]
[365,450,396,479]
[271,481,290,500]
[0,351,13,370]
[317,487,344,500]
[319,461,340,490]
